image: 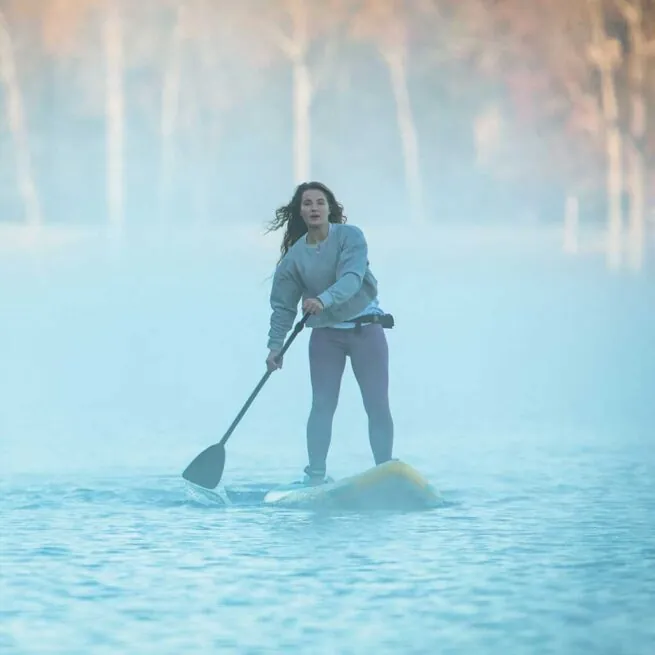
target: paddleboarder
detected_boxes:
[265,181,395,485]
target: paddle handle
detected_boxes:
[218,313,310,448]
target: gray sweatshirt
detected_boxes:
[267,223,380,351]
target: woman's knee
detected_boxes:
[363,398,392,421]
[310,393,339,417]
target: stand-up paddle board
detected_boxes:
[183,460,440,511]
[264,459,440,511]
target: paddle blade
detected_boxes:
[182,443,226,489]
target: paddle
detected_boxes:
[181,312,311,489]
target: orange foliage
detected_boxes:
[6,0,98,55]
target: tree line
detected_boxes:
[1,0,654,266]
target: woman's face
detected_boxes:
[300,189,329,229]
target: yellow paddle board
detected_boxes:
[263,459,440,510]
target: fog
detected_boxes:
[2,222,653,480]
[2,0,654,488]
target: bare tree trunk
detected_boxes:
[587,0,624,269]
[105,2,124,236]
[160,1,186,222]
[0,9,42,226]
[286,0,311,184]
[384,48,425,225]
[261,0,344,185]
[292,58,312,183]
[626,40,646,272]
[563,194,580,254]
[263,0,313,183]
[605,119,624,269]
[617,0,650,271]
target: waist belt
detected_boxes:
[344,313,395,333]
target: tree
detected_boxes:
[231,0,346,185]
[156,0,275,223]
[613,0,655,269]
[585,0,625,268]
[0,7,41,226]
[104,0,124,237]
[351,0,427,225]
[4,0,124,233]
[159,0,187,222]
[443,0,637,264]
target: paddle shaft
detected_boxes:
[218,312,310,448]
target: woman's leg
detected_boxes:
[306,328,348,475]
[348,324,394,465]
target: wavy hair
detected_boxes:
[266,181,347,263]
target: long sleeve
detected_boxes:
[267,259,303,351]
[317,226,368,309]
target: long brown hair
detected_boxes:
[266,181,347,263]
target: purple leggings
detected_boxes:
[306,323,394,472]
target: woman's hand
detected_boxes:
[302,297,324,315]
[266,349,282,372]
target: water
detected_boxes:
[2,436,654,654]
[2,225,655,653]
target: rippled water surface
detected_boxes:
[3,434,654,655]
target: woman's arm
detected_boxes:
[317,226,368,309]
[267,259,303,352]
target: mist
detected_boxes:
[2,222,653,481]
[1,0,654,481]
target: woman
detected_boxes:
[265,181,394,485]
